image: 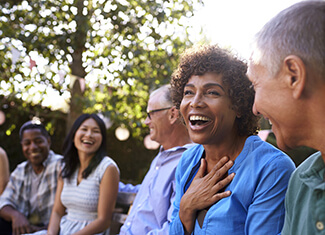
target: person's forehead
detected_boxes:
[21,128,46,140]
[247,59,264,81]
[148,92,165,107]
[247,62,256,81]
[80,118,99,127]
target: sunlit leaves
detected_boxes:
[0,0,203,137]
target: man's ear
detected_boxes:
[169,106,179,124]
[47,137,52,147]
[283,55,306,99]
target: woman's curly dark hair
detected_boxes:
[170,44,260,136]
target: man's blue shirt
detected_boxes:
[120,143,194,235]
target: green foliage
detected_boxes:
[0,0,203,181]
[0,0,203,138]
[0,95,158,182]
[0,95,67,171]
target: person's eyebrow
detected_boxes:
[185,82,225,91]
[80,124,100,130]
[203,82,225,91]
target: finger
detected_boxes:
[13,225,21,235]
[208,156,230,175]
[20,225,31,235]
[13,227,19,235]
[25,225,32,233]
[212,172,235,192]
[211,190,232,202]
[193,158,207,179]
[19,226,26,235]
[209,159,233,183]
[213,156,230,170]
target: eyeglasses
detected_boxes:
[146,107,172,119]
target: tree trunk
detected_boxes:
[66,0,89,132]
[67,76,85,134]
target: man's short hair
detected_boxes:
[150,84,173,108]
[252,1,325,78]
[19,119,49,141]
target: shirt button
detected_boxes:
[316,221,324,230]
[155,166,159,170]
[127,222,131,226]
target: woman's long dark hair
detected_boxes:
[61,113,108,179]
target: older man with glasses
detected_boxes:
[119,84,193,235]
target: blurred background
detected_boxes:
[0,0,315,184]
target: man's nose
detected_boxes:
[30,141,38,149]
[144,115,150,125]
[252,103,260,116]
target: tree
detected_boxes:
[0,0,203,137]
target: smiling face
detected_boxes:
[180,73,237,146]
[21,129,51,173]
[247,58,300,151]
[73,118,103,158]
[144,90,172,145]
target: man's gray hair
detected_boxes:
[150,84,173,107]
[251,0,325,78]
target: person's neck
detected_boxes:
[161,128,192,151]
[303,79,325,160]
[77,152,94,171]
[32,164,45,174]
[203,135,247,172]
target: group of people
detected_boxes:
[0,115,119,235]
[0,1,324,234]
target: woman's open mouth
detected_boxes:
[189,115,211,127]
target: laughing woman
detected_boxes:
[46,114,119,235]
[169,45,295,235]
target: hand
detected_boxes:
[11,212,38,235]
[30,224,47,232]
[179,156,235,233]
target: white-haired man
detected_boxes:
[119,84,193,234]
[247,1,325,234]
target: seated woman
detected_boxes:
[29,113,119,235]
[169,45,296,234]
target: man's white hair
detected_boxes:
[251,1,325,78]
[150,84,173,108]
